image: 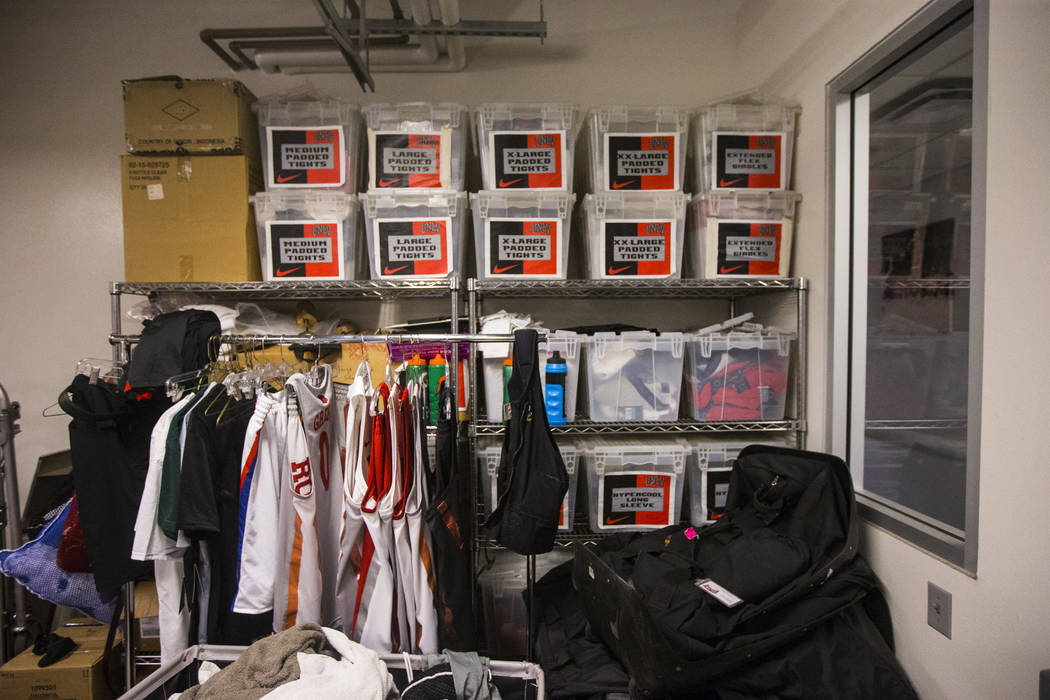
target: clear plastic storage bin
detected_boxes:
[475,103,582,191]
[687,191,800,278]
[471,191,575,279]
[481,330,582,423]
[255,96,362,193]
[584,332,685,422]
[478,549,573,660]
[479,442,579,532]
[582,192,689,279]
[693,100,800,192]
[363,103,467,190]
[583,440,687,532]
[251,191,360,281]
[360,191,467,279]
[686,328,795,421]
[686,441,750,526]
[588,105,689,192]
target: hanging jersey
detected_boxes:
[232,390,286,614]
[388,386,412,651]
[406,379,438,653]
[280,400,322,627]
[357,384,398,651]
[286,368,343,626]
[336,363,372,639]
[132,393,194,561]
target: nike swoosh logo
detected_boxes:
[276,174,302,183]
[383,264,410,275]
[611,180,637,189]
[498,177,524,187]
[719,264,745,274]
[378,178,400,187]
[275,267,301,277]
[608,265,631,275]
[605,515,631,525]
[492,264,519,274]
[719,177,744,187]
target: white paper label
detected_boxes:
[613,236,666,262]
[279,237,333,264]
[695,578,743,607]
[387,234,442,261]
[724,148,776,174]
[611,488,664,511]
[616,150,669,176]
[503,148,557,174]
[383,148,438,174]
[725,236,777,261]
[498,235,552,260]
[146,184,164,200]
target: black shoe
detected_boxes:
[37,635,77,667]
[31,632,55,655]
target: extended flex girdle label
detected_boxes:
[489,130,567,189]
[712,131,785,189]
[709,218,786,277]
[373,217,453,278]
[266,220,343,280]
[267,125,345,188]
[601,219,676,278]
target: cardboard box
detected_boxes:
[121,154,263,282]
[0,624,116,700]
[123,77,258,157]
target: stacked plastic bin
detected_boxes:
[360,103,469,281]
[252,93,363,281]
[582,105,691,280]
[472,104,580,281]
[688,98,802,278]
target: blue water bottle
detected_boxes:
[545,351,567,425]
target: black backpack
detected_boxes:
[485,329,569,555]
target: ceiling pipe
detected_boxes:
[253,0,465,74]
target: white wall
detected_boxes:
[736,1,1050,698]
[0,0,740,505]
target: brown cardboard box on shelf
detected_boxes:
[123,77,258,157]
[121,154,263,282]
[0,624,117,700]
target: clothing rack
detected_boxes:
[0,381,26,664]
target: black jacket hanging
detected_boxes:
[485,329,568,555]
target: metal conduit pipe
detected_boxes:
[255,0,465,74]
[256,0,440,73]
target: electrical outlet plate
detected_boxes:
[927,581,952,639]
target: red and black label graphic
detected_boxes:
[558,496,568,529]
[267,221,343,280]
[490,131,565,189]
[704,468,733,521]
[713,132,784,189]
[267,126,344,187]
[373,132,442,188]
[605,133,678,190]
[603,220,674,277]
[714,221,782,276]
[487,219,559,276]
[374,218,451,277]
[601,472,673,528]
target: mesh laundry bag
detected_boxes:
[0,499,119,622]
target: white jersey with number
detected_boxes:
[278,399,322,627]
[231,390,286,614]
[286,368,343,626]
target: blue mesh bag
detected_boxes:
[0,499,118,622]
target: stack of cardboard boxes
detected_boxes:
[120,77,263,281]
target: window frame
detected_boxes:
[825,0,987,573]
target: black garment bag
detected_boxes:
[485,329,568,555]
